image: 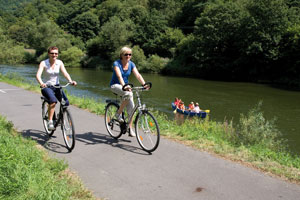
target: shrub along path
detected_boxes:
[1,81,300,200]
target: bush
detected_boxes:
[59,46,85,68]
[24,49,36,64]
[142,54,168,73]
[233,101,285,150]
[131,45,147,69]
[0,42,26,64]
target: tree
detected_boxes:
[7,19,35,46]
[241,0,290,80]
[60,46,84,68]
[175,0,208,34]
[193,0,246,79]
[68,11,100,42]
[86,16,134,60]
[27,16,72,56]
[131,9,168,56]
[157,27,184,58]
[57,0,97,28]
[95,0,123,24]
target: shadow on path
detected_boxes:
[76,131,150,155]
[22,129,69,154]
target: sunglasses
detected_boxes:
[49,52,58,55]
[124,53,132,56]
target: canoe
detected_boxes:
[171,103,207,118]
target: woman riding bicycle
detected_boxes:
[36,46,77,131]
[110,46,149,137]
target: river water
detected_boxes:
[1,64,300,154]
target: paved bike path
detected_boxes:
[1,82,300,200]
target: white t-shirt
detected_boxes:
[193,106,201,113]
[42,59,62,85]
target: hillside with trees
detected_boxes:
[0,0,33,12]
[0,0,300,88]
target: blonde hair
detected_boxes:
[119,46,132,59]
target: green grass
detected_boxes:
[1,72,300,186]
[0,115,97,200]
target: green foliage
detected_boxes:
[57,0,97,28]
[86,16,134,60]
[142,54,169,73]
[0,0,33,12]
[95,0,123,24]
[157,28,185,58]
[0,41,26,64]
[175,0,208,34]
[130,45,147,70]
[27,17,71,56]
[233,102,284,150]
[24,49,36,63]
[1,0,300,86]
[68,11,100,42]
[59,46,85,68]
[277,24,300,87]
[0,114,96,199]
[131,9,168,56]
[193,0,247,79]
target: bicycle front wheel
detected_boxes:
[42,101,54,136]
[105,102,123,139]
[135,111,160,153]
[61,108,75,152]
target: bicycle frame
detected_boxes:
[41,82,76,152]
[105,82,159,152]
[42,83,70,125]
[123,86,148,131]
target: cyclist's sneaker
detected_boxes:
[115,113,124,123]
[129,128,136,137]
[48,120,55,131]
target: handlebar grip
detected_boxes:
[122,83,134,91]
[143,82,152,89]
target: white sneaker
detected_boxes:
[129,128,136,137]
[48,120,55,131]
[115,113,124,123]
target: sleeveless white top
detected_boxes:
[42,59,62,85]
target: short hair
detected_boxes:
[119,46,132,59]
[48,46,59,53]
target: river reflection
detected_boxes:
[1,64,300,154]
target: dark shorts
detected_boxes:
[41,86,69,106]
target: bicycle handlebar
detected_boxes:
[41,82,73,89]
[52,82,72,88]
[122,82,152,91]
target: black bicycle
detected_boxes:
[104,82,160,153]
[41,83,75,152]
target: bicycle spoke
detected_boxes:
[136,111,160,153]
[42,101,54,136]
[105,103,123,139]
[62,109,75,152]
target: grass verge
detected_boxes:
[0,115,98,200]
[1,72,300,185]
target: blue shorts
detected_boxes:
[41,86,69,106]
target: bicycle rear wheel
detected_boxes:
[105,102,123,139]
[135,111,160,153]
[61,108,75,152]
[42,101,55,136]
